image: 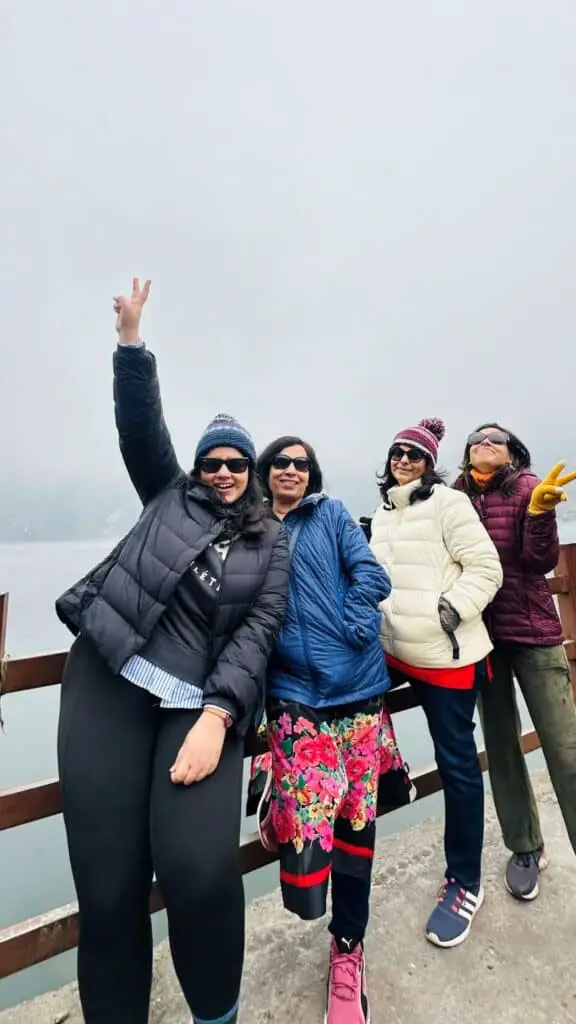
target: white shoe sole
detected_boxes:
[324,1008,370,1024]
[505,852,549,901]
[256,770,277,853]
[426,885,485,949]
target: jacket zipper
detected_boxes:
[286,515,315,683]
[208,540,228,667]
[206,524,229,673]
[477,491,494,639]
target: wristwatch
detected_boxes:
[203,705,233,729]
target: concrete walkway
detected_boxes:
[2,771,575,1024]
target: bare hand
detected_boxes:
[113,277,151,345]
[169,712,227,785]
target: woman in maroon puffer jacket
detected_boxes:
[454,423,576,903]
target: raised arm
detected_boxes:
[522,464,576,574]
[112,278,182,505]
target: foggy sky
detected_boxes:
[1,0,575,494]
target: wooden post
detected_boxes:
[0,593,7,656]
[554,545,576,698]
[0,593,8,728]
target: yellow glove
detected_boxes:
[528,462,576,515]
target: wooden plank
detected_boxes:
[1,544,572,699]
[1,692,420,831]
[4,628,568,702]
[555,544,576,637]
[0,654,420,707]
[0,593,8,728]
[3,651,67,695]
[0,885,164,980]
[0,593,8,659]
[0,780,61,831]
[555,544,576,697]
[1,778,281,834]
[0,730,539,978]
[0,677,538,834]
[548,573,569,596]
[0,903,79,979]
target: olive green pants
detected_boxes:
[479,642,576,855]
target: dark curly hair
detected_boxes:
[257,435,323,501]
[453,421,532,497]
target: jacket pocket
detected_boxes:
[437,595,461,661]
[343,621,369,651]
[526,578,558,629]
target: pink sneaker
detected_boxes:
[325,938,370,1024]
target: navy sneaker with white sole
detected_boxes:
[505,848,549,901]
[426,879,484,948]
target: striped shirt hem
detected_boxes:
[121,654,203,710]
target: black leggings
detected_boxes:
[58,637,244,1024]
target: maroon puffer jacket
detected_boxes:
[453,469,562,645]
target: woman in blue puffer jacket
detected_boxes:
[248,435,406,1024]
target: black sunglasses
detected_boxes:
[389,445,426,463]
[198,457,249,474]
[272,454,311,472]
[467,430,509,447]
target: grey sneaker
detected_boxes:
[505,848,549,901]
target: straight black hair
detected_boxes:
[257,435,323,500]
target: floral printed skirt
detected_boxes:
[247,695,410,920]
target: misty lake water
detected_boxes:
[2,529,574,1011]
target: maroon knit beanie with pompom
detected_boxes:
[391,417,446,467]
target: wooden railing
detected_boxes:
[1,543,575,981]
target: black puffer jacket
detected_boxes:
[56,345,290,735]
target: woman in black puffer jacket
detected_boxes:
[55,279,289,1024]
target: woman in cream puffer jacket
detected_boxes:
[371,468,500,671]
[367,417,502,952]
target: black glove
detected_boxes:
[438,596,461,634]
[359,516,372,541]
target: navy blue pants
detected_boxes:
[329,872,372,943]
[391,664,485,890]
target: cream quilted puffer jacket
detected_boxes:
[370,479,503,669]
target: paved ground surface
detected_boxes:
[2,771,575,1024]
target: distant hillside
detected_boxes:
[0,477,140,543]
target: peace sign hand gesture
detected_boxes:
[113,277,152,345]
[528,462,576,515]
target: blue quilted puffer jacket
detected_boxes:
[268,494,392,707]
